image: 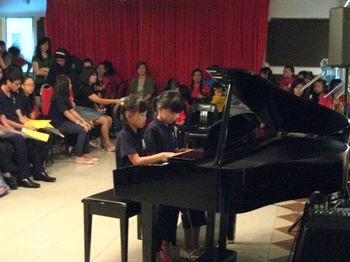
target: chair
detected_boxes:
[82,189,141,262]
[184,103,218,148]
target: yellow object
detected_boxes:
[24,120,51,129]
[22,128,49,142]
[211,95,227,112]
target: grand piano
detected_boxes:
[113,68,350,261]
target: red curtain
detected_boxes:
[45,0,270,93]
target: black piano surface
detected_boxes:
[113,68,350,261]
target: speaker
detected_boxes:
[328,7,350,66]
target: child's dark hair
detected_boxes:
[82,58,94,66]
[178,84,191,103]
[152,90,183,113]
[1,65,23,84]
[284,65,295,73]
[80,67,97,85]
[290,78,305,93]
[329,78,342,92]
[259,67,273,79]
[117,95,148,122]
[51,75,70,104]
[8,46,20,56]
[34,37,52,61]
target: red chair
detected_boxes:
[40,85,54,117]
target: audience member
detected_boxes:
[17,76,40,119]
[0,66,41,188]
[8,46,32,74]
[279,65,295,92]
[75,67,121,151]
[259,67,274,83]
[210,82,226,113]
[164,78,179,91]
[297,71,313,84]
[0,41,10,70]
[82,58,94,68]
[32,37,54,98]
[46,48,82,95]
[49,74,97,165]
[190,68,210,102]
[290,78,309,99]
[129,61,156,104]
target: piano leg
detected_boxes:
[218,211,228,253]
[205,212,216,259]
[227,214,236,243]
[141,203,159,262]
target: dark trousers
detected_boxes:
[3,134,30,179]
[157,206,179,250]
[57,121,90,156]
[0,140,16,174]
[26,135,53,177]
[156,206,207,251]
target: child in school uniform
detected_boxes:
[115,95,176,262]
[144,91,207,261]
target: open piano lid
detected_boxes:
[206,68,349,136]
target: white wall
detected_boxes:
[267,0,345,75]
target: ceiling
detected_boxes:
[0,0,46,16]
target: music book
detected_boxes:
[21,128,49,142]
[24,120,64,138]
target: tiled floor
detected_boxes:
[0,148,304,261]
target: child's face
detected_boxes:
[293,84,303,97]
[97,65,106,76]
[89,73,97,84]
[7,79,22,92]
[283,68,293,79]
[127,111,147,129]
[22,78,35,95]
[214,87,223,96]
[314,82,324,94]
[158,108,179,124]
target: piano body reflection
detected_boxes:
[113,68,349,261]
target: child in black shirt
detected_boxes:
[144,91,206,261]
[115,95,175,262]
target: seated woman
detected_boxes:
[49,74,98,165]
[75,67,121,151]
[130,61,156,104]
[190,68,210,102]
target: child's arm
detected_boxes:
[128,152,176,166]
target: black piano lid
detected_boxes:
[206,68,349,136]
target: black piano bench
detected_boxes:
[82,189,141,262]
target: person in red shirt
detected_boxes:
[279,65,295,92]
[190,69,210,102]
[311,79,332,108]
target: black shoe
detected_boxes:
[17,178,40,188]
[4,176,18,190]
[33,172,56,182]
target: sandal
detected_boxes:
[75,157,94,165]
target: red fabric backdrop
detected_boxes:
[45,0,270,93]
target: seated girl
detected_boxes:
[144,91,207,261]
[49,74,98,165]
[17,76,40,119]
[75,67,121,151]
[115,95,176,262]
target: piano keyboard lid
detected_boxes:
[206,67,349,136]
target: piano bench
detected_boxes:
[82,189,141,262]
